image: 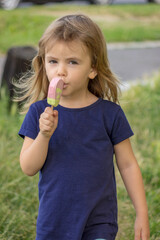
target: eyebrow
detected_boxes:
[45,56,57,59]
[45,56,82,62]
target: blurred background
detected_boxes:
[0,0,160,10]
[0,1,160,239]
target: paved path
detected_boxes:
[107,41,160,87]
[0,41,160,88]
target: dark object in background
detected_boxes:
[0,0,114,10]
[2,46,37,107]
[148,0,160,2]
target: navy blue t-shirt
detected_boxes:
[19,98,133,240]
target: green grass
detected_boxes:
[117,73,160,240]
[0,89,38,239]
[0,72,160,239]
[0,4,160,53]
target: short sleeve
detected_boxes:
[111,107,134,145]
[18,104,39,139]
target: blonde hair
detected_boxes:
[16,14,120,113]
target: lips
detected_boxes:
[63,83,68,89]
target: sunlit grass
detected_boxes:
[0,4,160,53]
[0,88,38,240]
[118,72,160,239]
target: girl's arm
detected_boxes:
[20,107,58,176]
[114,138,150,240]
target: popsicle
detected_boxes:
[47,77,64,108]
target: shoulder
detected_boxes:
[29,99,48,114]
[100,99,133,145]
[23,99,48,121]
[100,98,120,108]
[100,99,122,117]
[19,100,48,139]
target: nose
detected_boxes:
[57,63,67,77]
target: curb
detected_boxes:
[107,40,160,50]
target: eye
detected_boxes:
[69,60,78,65]
[49,60,57,64]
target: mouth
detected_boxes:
[63,83,68,89]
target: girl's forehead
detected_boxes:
[45,39,89,55]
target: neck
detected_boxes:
[59,91,98,109]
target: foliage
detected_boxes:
[0,4,160,53]
[118,73,160,239]
[0,88,38,240]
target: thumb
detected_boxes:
[45,106,54,114]
[52,110,59,131]
[53,110,58,117]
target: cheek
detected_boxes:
[45,65,54,80]
[44,63,49,75]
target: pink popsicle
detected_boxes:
[47,78,64,107]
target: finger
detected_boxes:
[39,111,58,132]
[40,122,53,133]
[45,107,54,114]
[41,113,54,122]
[41,110,55,121]
[53,110,58,117]
[141,231,150,240]
[43,109,58,121]
[40,118,54,128]
[134,229,141,240]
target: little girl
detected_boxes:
[18,14,149,240]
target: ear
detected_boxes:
[88,68,97,79]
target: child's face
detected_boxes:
[45,40,97,100]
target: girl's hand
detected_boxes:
[39,107,58,139]
[134,214,150,240]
